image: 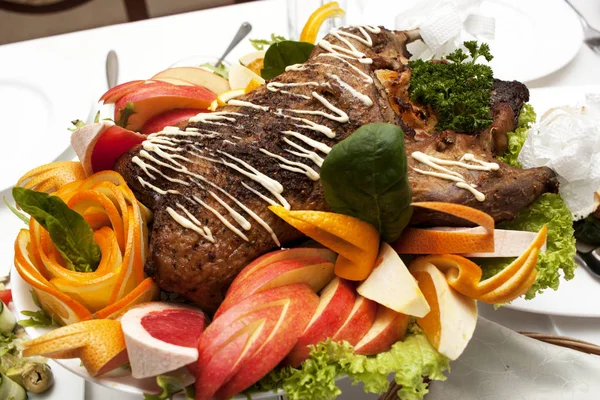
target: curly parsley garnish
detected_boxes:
[408,41,494,133]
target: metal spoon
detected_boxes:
[106,50,119,89]
[215,22,252,67]
[576,241,600,278]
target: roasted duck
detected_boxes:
[115,26,557,312]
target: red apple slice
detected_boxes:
[91,125,146,173]
[353,305,409,355]
[99,80,171,104]
[114,85,216,131]
[152,67,230,95]
[227,248,338,297]
[140,108,207,135]
[213,287,318,399]
[154,77,196,86]
[196,284,318,400]
[283,277,355,367]
[121,302,207,379]
[215,256,335,318]
[331,295,377,346]
[196,305,284,400]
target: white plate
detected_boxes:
[504,84,600,318]
[359,0,583,83]
[0,80,89,191]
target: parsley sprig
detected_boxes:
[249,33,286,50]
[408,41,494,133]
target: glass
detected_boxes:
[287,0,348,41]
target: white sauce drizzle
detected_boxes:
[329,74,373,106]
[316,54,373,83]
[192,195,249,241]
[207,190,252,231]
[167,205,214,242]
[227,99,270,112]
[281,130,332,154]
[138,177,180,195]
[411,151,498,202]
[289,91,349,123]
[283,137,325,167]
[259,148,320,181]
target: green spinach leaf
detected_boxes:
[261,41,315,80]
[12,187,101,273]
[3,198,29,225]
[320,123,412,242]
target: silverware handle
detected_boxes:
[106,50,119,89]
[215,22,252,67]
[564,0,589,29]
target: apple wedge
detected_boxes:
[283,277,356,367]
[411,262,477,360]
[99,80,171,104]
[215,256,335,317]
[140,108,207,135]
[196,284,318,400]
[227,248,338,297]
[353,305,409,356]
[152,67,230,95]
[91,125,146,173]
[331,295,377,346]
[357,243,430,318]
[114,84,216,131]
[154,77,195,86]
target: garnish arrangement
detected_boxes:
[6,2,584,399]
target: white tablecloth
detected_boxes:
[1,0,599,398]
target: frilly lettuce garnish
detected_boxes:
[497,103,536,167]
[249,329,449,400]
[482,104,577,298]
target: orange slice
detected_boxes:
[299,2,346,44]
[22,319,128,377]
[269,206,379,280]
[409,225,547,303]
[91,277,159,320]
[16,161,87,193]
[392,202,495,254]
[13,170,152,324]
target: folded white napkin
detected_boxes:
[427,317,600,399]
[394,0,495,60]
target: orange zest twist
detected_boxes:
[16,161,87,193]
[409,225,547,304]
[14,170,158,325]
[22,319,129,377]
[269,206,380,280]
[392,202,495,254]
[299,2,346,44]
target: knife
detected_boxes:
[576,241,600,278]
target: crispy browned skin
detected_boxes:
[115,27,557,312]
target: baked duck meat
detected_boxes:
[115,26,557,313]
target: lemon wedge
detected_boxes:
[217,88,246,106]
[229,64,265,90]
[300,1,346,44]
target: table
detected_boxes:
[1,0,599,398]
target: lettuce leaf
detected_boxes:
[249,331,449,400]
[497,103,536,167]
[479,193,576,298]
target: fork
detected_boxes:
[565,0,600,55]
